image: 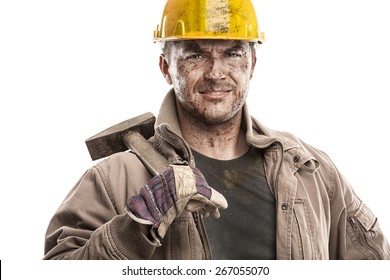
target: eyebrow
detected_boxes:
[182,41,204,53]
[224,44,246,53]
[182,41,247,54]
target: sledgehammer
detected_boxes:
[85,112,168,175]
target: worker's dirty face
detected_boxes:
[160,40,256,125]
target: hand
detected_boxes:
[125,165,228,243]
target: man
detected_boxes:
[44,0,390,259]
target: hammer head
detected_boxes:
[85,112,155,160]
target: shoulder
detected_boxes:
[275,129,335,170]
[95,151,143,171]
[251,116,335,171]
[92,152,153,196]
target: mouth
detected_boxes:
[198,90,232,101]
[198,85,234,98]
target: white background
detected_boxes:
[1,0,389,277]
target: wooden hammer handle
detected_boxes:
[123,130,169,176]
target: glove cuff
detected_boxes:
[125,207,163,246]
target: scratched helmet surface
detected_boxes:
[153,0,264,43]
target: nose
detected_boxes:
[204,58,227,82]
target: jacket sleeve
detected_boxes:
[43,165,159,260]
[325,156,390,260]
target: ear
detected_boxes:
[250,48,257,79]
[159,54,173,85]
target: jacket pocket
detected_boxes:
[346,198,383,259]
[291,199,317,259]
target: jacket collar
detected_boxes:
[156,89,183,137]
[155,89,302,156]
[243,105,300,152]
[154,89,192,165]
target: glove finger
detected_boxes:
[210,188,228,209]
[210,208,220,218]
[185,200,205,213]
[190,192,227,209]
[189,195,223,218]
[203,204,221,218]
[199,203,220,218]
[199,208,210,217]
[185,200,219,218]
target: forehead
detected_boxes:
[174,40,250,52]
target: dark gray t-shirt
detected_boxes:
[192,147,276,259]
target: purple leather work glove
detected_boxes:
[125,165,228,243]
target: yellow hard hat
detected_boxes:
[154,0,265,43]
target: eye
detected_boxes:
[186,54,205,61]
[225,52,242,59]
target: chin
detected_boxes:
[197,111,239,125]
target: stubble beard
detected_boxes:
[176,88,248,130]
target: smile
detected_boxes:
[198,89,232,101]
[198,85,233,94]
[199,90,231,95]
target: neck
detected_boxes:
[178,109,249,160]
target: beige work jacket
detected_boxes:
[44,90,390,259]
